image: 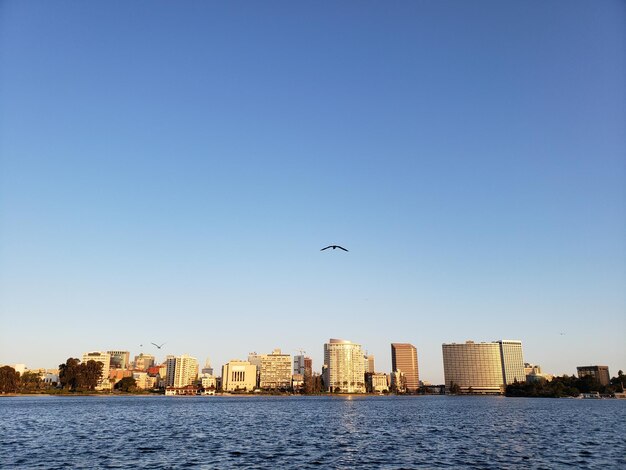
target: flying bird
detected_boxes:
[321,245,349,252]
[151,342,166,349]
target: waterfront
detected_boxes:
[1,396,625,469]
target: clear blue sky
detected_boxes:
[1,1,624,382]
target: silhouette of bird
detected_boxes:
[151,342,166,349]
[321,245,348,252]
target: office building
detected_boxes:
[201,357,214,376]
[134,353,155,371]
[107,350,130,369]
[165,356,177,387]
[577,366,610,386]
[391,343,419,392]
[323,338,366,393]
[81,351,111,390]
[259,349,292,390]
[368,373,389,393]
[173,354,199,388]
[364,355,375,374]
[222,360,257,392]
[294,355,305,375]
[442,340,526,394]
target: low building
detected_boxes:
[292,373,304,392]
[577,366,611,386]
[390,370,406,393]
[201,374,217,390]
[165,385,199,396]
[222,360,257,392]
[368,373,389,393]
[133,372,157,390]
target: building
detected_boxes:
[323,338,366,393]
[390,370,407,393]
[133,372,156,390]
[247,352,263,388]
[222,360,257,392]
[498,340,525,384]
[201,357,214,376]
[107,350,130,369]
[391,343,419,392]
[134,353,155,371]
[294,355,305,375]
[173,355,199,388]
[577,366,611,386]
[201,374,217,390]
[259,349,292,390]
[368,373,389,393]
[364,355,375,374]
[442,340,526,394]
[164,356,177,387]
[304,357,313,377]
[292,373,304,392]
[81,351,111,390]
[524,363,553,383]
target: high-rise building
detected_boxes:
[294,355,305,375]
[173,354,199,388]
[201,357,213,376]
[364,355,375,374]
[498,340,525,384]
[107,350,130,369]
[577,366,611,386]
[391,343,419,392]
[323,338,366,393]
[134,353,155,371]
[82,351,111,390]
[222,360,257,392]
[259,349,292,390]
[165,356,177,387]
[304,357,313,377]
[442,340,525,394]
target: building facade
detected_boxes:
[323,338,366,393]
[107,350,130,369]
[259,349,292,390]
[577,366,611,386]
[81,351,111,390]
[391,343,419,392]
[173,354,199,388]
[364,355,375,374]
[165,356,177,387]
[442,340,526,394]
[222,360,257,392]
[134,353,155,371]
[294,355,305,375]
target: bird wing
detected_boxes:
[321,246,332,251]
[150,342,159,347]
[337,246,349,251]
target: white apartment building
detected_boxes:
[259,349,292,390]
[173,354,199,388]
[323,338,366,394]
[81,351,111,390]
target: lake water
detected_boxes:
[1,395,625,469]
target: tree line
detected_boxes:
[506,371,625,398]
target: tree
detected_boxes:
[20,371,43,392]
[0,366,19,393]
[449,382,461,394]
[80,360,104,390]
[59,358,82,390]
[114,377,137,393]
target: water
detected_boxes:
[1,395,625,469]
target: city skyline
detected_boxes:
[1,2,624,383]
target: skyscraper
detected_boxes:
[442,340,526,394]
[323,338,366,393]
[173,354,199,388]
[390,343,419,392]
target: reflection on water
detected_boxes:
[1,395,625,469]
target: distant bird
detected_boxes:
[151,342,166,349]
[559,333,566,336]
[321,245,348,252]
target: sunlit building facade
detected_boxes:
[259,349,292,390]
[133,353,155,371]
[173,354,199,388]
[107,350,130,369]
[323,338,366,393]
[81,351,111,390]
[498,340,525,384]
[222,360,257,392]
[391,343,419,392]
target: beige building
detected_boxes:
[222,360,257,392]
[134,353,155,371]
[577,365,611,386]
[82,351,111,390]
[173,355,199,388]
[369,373,389,393]
[133,371,157,390]
[259,349,292,390]
[201,374,217,390]
[391,343,419,392]
[107,350,130,369]
[323,338,366,393]
[442,340,526,394]
[364,355,375,374]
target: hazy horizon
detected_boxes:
[1,1,625,383]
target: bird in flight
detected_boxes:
[151,342,166,349]
[321,245,348,252]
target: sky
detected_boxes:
[0,1,624,383]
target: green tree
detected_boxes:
[20,371,43,392]
[80,360,104,390]
[114,377,137,393]
[59,358,82,390]
[0,366,20,393]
